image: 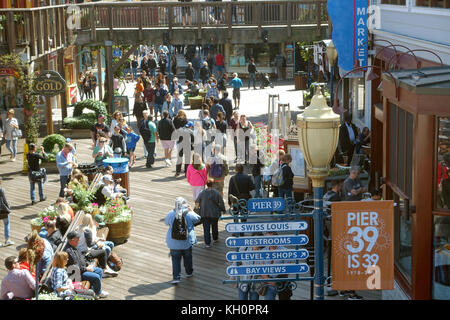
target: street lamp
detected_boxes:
[326,41,337,103]
[296,87,340,300]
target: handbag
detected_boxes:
[11,128,22,139]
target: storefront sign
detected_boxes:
[327,0,369,70]
[226,235,309,248]
[226,221,308,233]
[33,70,66,97]
[226,249,309,262]
[247,198,285,212]
[227,264,309,276]
[0,68,15,77]
[331,201,394,290]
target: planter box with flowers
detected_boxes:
[91,198,133,245]
[30,205,59,232]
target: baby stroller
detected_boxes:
[260,72,274,89]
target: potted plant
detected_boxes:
[70,184,96,212]
[98,198,133,244]
[30,205,59,232]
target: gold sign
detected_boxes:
[33,70,66,97]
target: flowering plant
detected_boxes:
[31,205,58,227]
[100,198,133,224]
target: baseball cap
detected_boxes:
[94,214,106,227]
[67,231,80,240]
[186,121,194,128]
[98,114,105,119]
[102,175,114,183]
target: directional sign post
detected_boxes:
[226,249,309,262]
[247,197,285,212]
[227,264,310,277]
[225,221,308,233]
[225,235,309,248]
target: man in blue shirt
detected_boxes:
[229,73,243,110]
[164,197,201,284]
[209,98,226,121]
[56,143,76,197]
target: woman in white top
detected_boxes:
[4,109,19,161]
[110,111,124,136]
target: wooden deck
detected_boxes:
[0,137,381,300]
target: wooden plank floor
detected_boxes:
[0,137,381,300]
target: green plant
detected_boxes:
[31,205,59,227]
[72,99,108,118]
[42,134,66,153]
[63,113,97,129]
[101,198,133,224]
[72,184,96,211]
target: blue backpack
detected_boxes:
[210,161,223,178]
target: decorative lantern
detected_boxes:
[296,87,340,188]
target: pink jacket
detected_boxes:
[186,164,207,187]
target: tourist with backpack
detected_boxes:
[195,179,226,248]
[164,197,201,284]
[228,164,254,206]
[186,153,207,201]
[206,145,229,198]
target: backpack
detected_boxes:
[202,119,212,131]
[139,119,152,141]
[271,164,286,187]
[108,252,123,271]
[210,161,223,178]
[171,211,188,240]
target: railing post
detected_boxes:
[287,2,292,39]
[168,3,173,32]
[138,3,143,41]
[43,9,49,52]
[197,3,202,40]
[316,1,322,36]
[227,2,232,39]
[90,5,97,42]
[30,11,36,58]
[257,2,262,31]
[108,5,113,40]
[6,11,16,53]
[61,7,66,47]
[37,10,43,56]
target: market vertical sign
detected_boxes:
[327,0,369,71]
[33,70,66,97]
[331,201,394,290]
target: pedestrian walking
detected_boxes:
[131,57,139,81]
[338,112,358,166]
[78,71,85,101]
[185,62,195,82]
[237,114,253,164]
[148,54,158,79]
[178,0,193,26]
[56,143,77,198]
[219,91,233,124]
[209,97,226,121]
[4,109,19,162]
[217,73,228,97]
[195,179,225,248]
[0,177,14,247]
[206,80,219,100]
[215,112,228,150]
[192,54,202,81]
[215,52,225,79]
[252,146,265,198]
[164,197,201,284]
[89,72,97,100]
[200,61,211,86]
[143,83,154,117]
[186,153,207,201]
[173,112,193,177]
[125,126,140,168]
[141,112,159,169]
[228,164,254,206]
[110,124,127,157]
[205,145,229,198]
[229,73,243,109]
[274,53,284,81]
[158,111,176,167]
[27,143,47,205]
[154,82,168,121]
[90,114,109,148]
[170,91,184,118]
[83,74,92,99]
[247,58,257,89]
[277,153,294,200]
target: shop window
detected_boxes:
[433,215,450,299]
[354,78,365,123]
[436,117,450,210]
[416,0,450,8]
[381,0,406,4]
[389,103,414,282]
[0,70,24,111]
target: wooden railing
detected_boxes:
[0,1,328,59]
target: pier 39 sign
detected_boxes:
[331,201,394,290]
[33,70,66,97]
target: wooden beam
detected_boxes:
[112,44,139,74]
[6,12,16,52]
[90,5,97,42]
[58,49,67,120]
[43,56,54,135]
[105,43,114,114]
[197,3,202,40]
[98,47,103,101]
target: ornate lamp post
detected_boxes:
[296,88,340,300]
[326,41,337,103]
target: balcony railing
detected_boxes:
[0,0,328,59]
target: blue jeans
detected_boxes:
[194,69,200,81]
[264,285,277,300]
[248,72,257,88]
[29,179,44,202]
[132,68,137,79]
[154,104,163,117]
[59,175,70,198]
[254,175,262,198]
[170,247,193,281]
[82,267,103,295]
[202,217,219,246]
[278,188,293,200]
[5,139,17,158]
[2,216,10,240]
[149,68,156,78]
[238,287,260,300]
[144,141,155,167]
[94,241,115,257]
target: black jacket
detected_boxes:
[64,243,88,274]
[279,163,294,189]
[228,173,255,205]
[185,66,195,82]
[158,118,175,141]
[339,122,358,153]
[196,188,225,218]
[252,150,264,177]
[248,63,257,74]
[200,66,210,80]
[219,98,233,123]
[133,102,148,120]
[0,187,10,220]
[47,229,63,252]
[27,152,46,172]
